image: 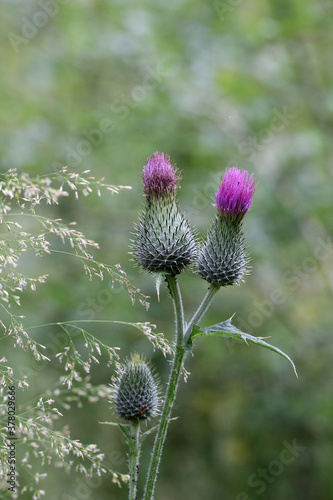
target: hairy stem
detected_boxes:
[129,421,141,500]
[143,280,220,500]
[184,284,220,342]
[143,274,185,500]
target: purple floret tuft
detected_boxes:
[216,167,257,219]
[143,152,181,198]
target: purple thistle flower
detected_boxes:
[143,152,181,199]
[216,167,257,220]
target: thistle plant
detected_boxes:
[0,160,296,499]
[107,153,296,500]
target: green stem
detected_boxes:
[184,284,220,343]
[143,280,220,500]
[166,274,185,337]
[143,274,185,500]
[128,421,141,500]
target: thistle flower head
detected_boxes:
[111,354,160,421]
[197,167,257,287]
[143,152,181,199]
[216,167,256,220]
[133,152,198,275]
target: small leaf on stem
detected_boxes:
[154,273,164,301]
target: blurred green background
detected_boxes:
[1,0,333,499]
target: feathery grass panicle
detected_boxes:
[0,167,148,361]
[0,167,139,496]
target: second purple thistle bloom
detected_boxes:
[216,167,257,220]
[197,167,256,287]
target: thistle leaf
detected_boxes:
[190,317,297,377]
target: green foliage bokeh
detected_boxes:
[1,0,332,499]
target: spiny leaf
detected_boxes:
[190,317,297,377]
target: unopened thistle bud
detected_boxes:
[132,152,198,275]
[111,354,160,421]
[197,167,257,286]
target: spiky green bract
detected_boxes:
[111,354,160,422]
[132,195,198,275]
[197,215,248,286]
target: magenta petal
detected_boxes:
[143,152,181,198]
[216,167,257,219]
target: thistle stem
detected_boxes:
[129,421,141,500]
[184,284,220,343]
[143,274,185,500]
[143,279,220,500]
